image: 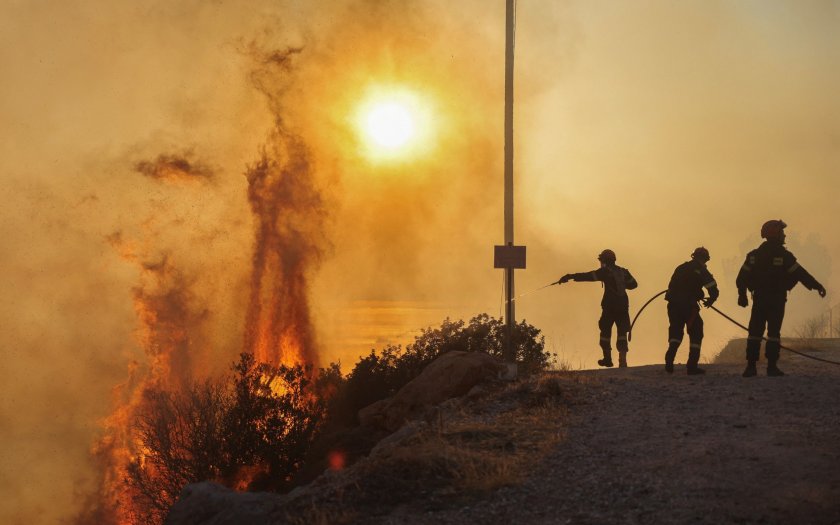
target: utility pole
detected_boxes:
[504,0,516,364]
[494,0,525,374]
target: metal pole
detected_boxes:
[504,0,515,362]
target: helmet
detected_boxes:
[597,249,616,264]
[760,220,787,240]
[691,247,710,262]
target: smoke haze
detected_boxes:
[1,1,839,522]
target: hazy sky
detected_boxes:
[1,1,839,522]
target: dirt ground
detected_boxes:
[377,351,840,525]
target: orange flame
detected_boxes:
[82,50,329,523]
[242,133,325,368]
[78,246,212,524]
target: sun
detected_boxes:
[354,87,433,162]
[364,102,416,149]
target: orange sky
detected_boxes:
[1,1,839,522]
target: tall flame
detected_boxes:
[78,47,328,520]
[77,249,210,524]
[242,132,325,368]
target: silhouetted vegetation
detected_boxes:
[125,314,549,524]
[337,314,551,424]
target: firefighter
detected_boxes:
[559,249,638,368]
[664,247,720,375]
[736,220,826,377]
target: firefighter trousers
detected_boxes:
[598,306,630,355]
[665,301,703,367]
[746,297,786,362]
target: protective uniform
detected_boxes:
[736,220,826,377]
[664,247,719,375]
[560,250,638,368]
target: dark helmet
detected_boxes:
[597,249,617,264]
[691,247,710,262]
[761,220,787,240]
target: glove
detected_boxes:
[702,297,716,308]
[816,284,827,298]
[559,274,572,284]
[737,291,748,308]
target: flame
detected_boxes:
[81,46,329,525]
[242,130,325,368]
[77,244,213,524]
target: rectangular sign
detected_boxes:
[494,245,526,269]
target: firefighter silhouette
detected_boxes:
[559,249,638,368]
[736,220,826,377]
[664,247,720,375]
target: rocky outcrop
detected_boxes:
[358,350,505,431]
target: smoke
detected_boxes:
[135,152,215,184]
[509,1,840,366]
[1,1,839,523]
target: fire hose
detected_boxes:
[630,289,840,366]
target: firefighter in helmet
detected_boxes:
[559,249,638,368]
[736,220,826,377]
[664,247,720,375]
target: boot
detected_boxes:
[597,347,613,368]
[664,347,677,374]
[618,351,628,368]
[686,345,704,375]
[742,361,757,378]
[767,358,785,377]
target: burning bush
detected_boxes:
[124,353,334,525]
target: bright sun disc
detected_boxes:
[355,88,433,161]
[365,102,416,149]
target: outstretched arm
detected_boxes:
[559,270,601,284]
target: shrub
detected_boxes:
[126,379,230,525]
[339,314,551,422]
[125,353,331,524]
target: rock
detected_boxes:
[357,398,388,428]
[164,482,281,525]
[369,420,429,457]
[358,351,505,432]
